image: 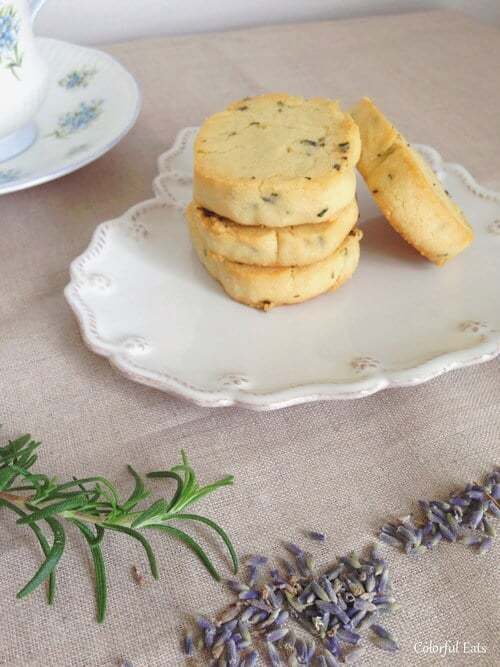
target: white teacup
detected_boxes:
[0,0,49,162]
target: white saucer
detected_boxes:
[65,128,500,410]
[0,37,140,195]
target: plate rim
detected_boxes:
[0,37,142,195]
[65,133,500,410]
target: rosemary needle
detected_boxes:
[0,433,238,623]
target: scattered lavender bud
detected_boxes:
[196,615,216,631]
[267,628,289,643]
[478,536,493,554]
[336,628,361,644]
[249,611,268,625]
[346,551,362,569]
[488,500,500,518]
[240,590,259,600]
[183,631,194,656]
[308,531,326,542]
[467,508,484,529]
[295,638,307,663]
[323,650,341,667]
[492,483,500,500]
[352,599,376,612]
[350,610,367,627]
[204,627,216,649]
[311,582,330,602]
[241,650,259,667]
[218,607,241,624]
[325,635,341,656]
[258,609,281,629]
[325,566,343,580]
[267,640,283,667]
[377,568,390,593]
[482,517,496,537]
[378,533,402,548]
[286,543,305,558]
[239,608,255,623]
[316,657,328,667]
[225,579,249,593]
[275,610,289,626]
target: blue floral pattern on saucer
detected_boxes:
[58,67,97,89]
[0,167,22,184]
[0,3,23,78]
[0,37,140,195]
[51,99,104,138]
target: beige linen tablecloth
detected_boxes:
[1,10,499,667]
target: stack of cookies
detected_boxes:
[186,94,363,310]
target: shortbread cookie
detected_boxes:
[194,93,360,227]
[350,97,473,265]
[186,199,359,267]
[190,217,362,310]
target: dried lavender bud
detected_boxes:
[258,609,281,628]
[378,533,402,548]
[478,536,493,554]
[267,628,289,643]
[241,651,259,667]
[325,566,343,580]
[204,626,216,648]
[323,650,341,667]
[311,582,330,602]
[308,531,326,542]
[267,640,283,667]
[316,658,328,667]
[377,568,390,593]
[482,517,496,537]
[350,610,367,627]
[226,579,249,593]
[325,636,342,658]
[286,543,305,558]
[346,577,365,596]
[315,601,350,626]
[352,599,377,612]
[183,632,194,656]
[240,590,259,600]
[336,628,361,644]
[225,639,238,666]
[218,607,242,623]
[196,615,216,631]
[275,610,289,626]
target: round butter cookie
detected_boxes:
[190,218,362,310]
[350,97,473,265]
[194,93,360,227]
[186,199,359,267]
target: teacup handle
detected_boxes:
[29,0,48,22]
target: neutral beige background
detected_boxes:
[1,10,499,667]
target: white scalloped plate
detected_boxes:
[65,128,500,409]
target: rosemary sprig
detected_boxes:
[0,433,238,622]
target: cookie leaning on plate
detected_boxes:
[189,217,362,311]
[194,93,360,227]
[186,199,359,267]
[351,97,473,265]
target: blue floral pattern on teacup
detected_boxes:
[0,4,22,79]
[59,67,97,90]
[51,99,104,138]
[0,168,22,184]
